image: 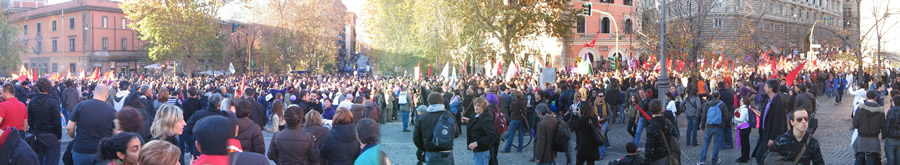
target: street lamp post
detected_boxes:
[809,20,825,59]
[589,9,620,63]
[657,0,669,102]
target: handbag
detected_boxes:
[764,135,811,165]
[589,119,606,145]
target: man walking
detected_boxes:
[754,79,788,165]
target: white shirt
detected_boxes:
[666,100,677,118]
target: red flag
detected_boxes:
[428,65,432,77]
[32,68,37,81]
[236,77,246,98]
[17,75,26,81]
[785,62,807,86]
[770,57,778,79]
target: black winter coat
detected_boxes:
[319,124,359,165]
[466,111,497,152]
[644,116,675,161]
[302,126,330,150]
[236,118,266,154]
[26,93,62,139]
[268,128,320,165]
[574,116,603,160]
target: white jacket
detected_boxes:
[734,105,749,126]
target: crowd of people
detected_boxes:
[0,73,391,165]
[3,60,900,165]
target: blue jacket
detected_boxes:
[0,127,39,165]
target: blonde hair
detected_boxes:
[151,104,184,138]
[304,110,323,127]
[138,140,180,165]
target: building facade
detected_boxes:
[662,0,846,58]
[842,0,860,50]
[563,0,640,68]
[11,0,144,74]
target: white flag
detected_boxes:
[484,61,493,77]
[229,63,236,74]
[441,62,450,79]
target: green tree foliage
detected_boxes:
[120,0,225,74]
[0,11,23,75]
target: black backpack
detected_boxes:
[552,116,570,152]
[431,111,456,150]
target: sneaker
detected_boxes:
[697,162,705,165]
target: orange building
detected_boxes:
[563,0,639,69]
[11,0,144,74]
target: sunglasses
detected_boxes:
[793,117,809,122]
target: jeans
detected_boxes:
[401,111,411,131]
[504,120,525,152]
[598,121,610,158]
[34,133,60,165]
[885,137,900,165]
[836,89,844,103]
[686,116,699,145]
[72,151,106,165]
[424,151,454,165]
[723,125,733,147]
[618,104,626,123]
[633,117,647,145]
[473,151,490,165]
[61,108,71,125]
[826,87,833,97]
[855,152,882,165]
[700,127,724,165]
[607,103,619,123]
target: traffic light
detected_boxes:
[582,2,592,16]
[608,56,617,70]
[232,23,239,32]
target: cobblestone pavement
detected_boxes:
[382,95,859,165]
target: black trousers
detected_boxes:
[576,155,597,165]
[738,128,751,160]
[490,141,499,165]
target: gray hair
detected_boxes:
[220,98,234,112]
[140,84,152,93]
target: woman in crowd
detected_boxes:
[149,104,187,164]
[734,97,753,163]
[152,88,169,112]
[302,110,330,150]
[114,107,144,134]
[461,97,497,165]
[320,108,360,165]
[138,140,181,165]
[235,99,266,154]
[574,102,603,165]
[98,132,142,165]
[265,100,286,133]
[268,105,320,164]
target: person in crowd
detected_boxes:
[574,100,603,165]
[698,91,727,165]
[414,93,458,164]
[234,99,266,154]
[152,88,170,112]
[27,78,62,165]
[884,95,900,165]
[664,92,679,139]
[398,86,411,132]
[768,108,825,165]
[149,104,187,164]
[111,81,131,111]
[533,103,559,165]
[734,96,754,163]
[265,100,286,133]
[503,91,526,153]
[302,110,330,150]
[355,118,390,164]
[67,83,116,165]
[594,91,611,160]
[178,87,202,155]
[185,94,226,158]
[682,88,701,146]
[320,108,360,164]
[220,98,235,112]
[610,142,644,165]
[62,80,81,121]
[461,97,497,165]
[268,105,320,164]
[191,115,238,165]
[242,88,268,130]
[754,79,789,164]
[0,84,27,131]
[98,132,142,165]
[644,99,677,164]
[852,90,885,164]
[114,107,144,135]
[322,98,336,120]
[138,140,181,165]
[717,82,736,149]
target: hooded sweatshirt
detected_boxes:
[413,104,456,152]
[112,90,130,111]
[854,102,885,138]
[319,124,359,165]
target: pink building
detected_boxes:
[11,0,144,74]
[563,0,639,68]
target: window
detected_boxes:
[52,63,57,73]
[121,18,127,29]
[69,63,76,73]
[23,25,27,35]
[624,19,633,34]
[36,23,41,33]
[35,41,41,54]
[102,37,108,50]
[69,38,75,51]
[102,16,108,28]
[51,39,57,52]
[69,18,75,29]
[624,0,632,5]
[601,17,611,33]
[577,17,585,33]
[714,19,722,28]
[121,38,127,50]
[52,21,57,32]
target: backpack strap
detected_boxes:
[792,135,812,164]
